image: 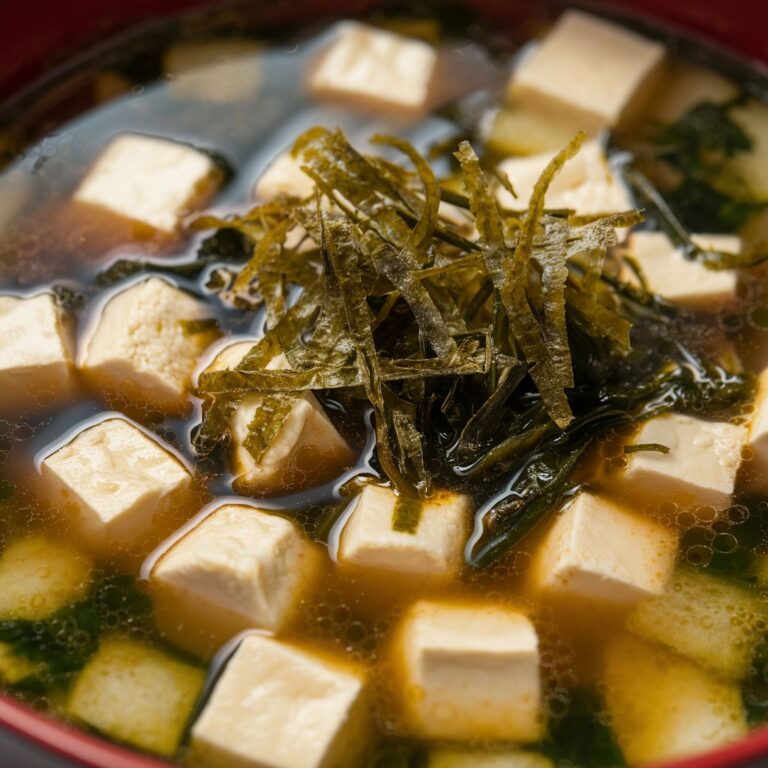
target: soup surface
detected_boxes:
[1,2,768,767]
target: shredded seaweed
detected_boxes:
[623,443,670,455]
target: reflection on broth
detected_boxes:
[1,2,768,767]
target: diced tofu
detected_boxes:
[67,635,205,757]
[337,485,468,580]
[739,370,768,494]
[618,413,746,511]
[164,39,262,103]
[73,134,224,235]
[603,633,747,765]
[530,492,677,605]
[496,141,632,218]
[395,601,542,742]
[0,535,92,620]
[205,341,355,496]
[731,99,768,200]
[190,634,370,768]
[0,293,74,413]
[40,416,193,558]
[0,643,38,685]
[622,231,740,310]
[428,749,553,768]
[254,151,314,201]
[308,22,438,118]
[82,277,219,414]
[508,10,665,133]
[626,567,766,679]
[486,105,582,157]
[150,503,320,657]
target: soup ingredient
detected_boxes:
[67,634,205,757]
[495,140,633,218]
[254,151,316,201]
[308,22,438,118]
[603,633,747,765]
[190,634,370,768]
[39,416,193,558]
[650,62,738,123]
[0,293,74,413]
[529,491,676,605]
[486,106,580,157]
[621,231,740,310]
[0,643,38,685]
[337,486,468,579]
[395,601,541,741]
[82,277,220,415]
[626,567,767,679]
[150,503,321,658]
[507,10,665,133]
[0,536,92,621]
[746,369,768,493]
[428,750,553,768]
[730,100,768,200]
[204,342,354,495]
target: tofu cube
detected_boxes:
[618,413,746,511]
[308,22,438,118]
[496,140,632,218]
[395,601,542,742]
[190,634,370,768]
[650,62,738,123]
[623,231,740,310]
[746,368,768,494]
[508,10,665,133]
[428,750,552,768]
[626,567,766,679]
[150,503,320,657]
[67,635,205,757]
[337,485,468,580]
[254,151,315,201]
[40,416,194,558]
[82,277,219,414]
[0,293,74,413]
[603,633,747,765]
[0,643,38,685]
[164,39,263,103]
[0,535,92,621]
[731,99,768,200]
[74,133,224,235]
[530,492,677,605]
[486,105,583,157]
[205,341,355,496]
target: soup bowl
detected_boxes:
[0,1,767,766]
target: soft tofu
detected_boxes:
[508,10,665,133]
[0,643,38,685]
[486,105,583,157]
[731,99,768,200]
[205,341,355,496]
[164,39,262,103]
[151,503,320,657]
[0,293,74,413]
[619,413,746,511]
[337,485,469,580]
[40,416,193,558]
[603,633,747,765]
[308,22,438,118]
[530,491,677,605]
[0,535,92,620]
[395,601,542,742]
[73,133,224,235]
[626,567,766,679]
[254,151,315,201]
[190,634,370,768]
[623,231,740,310]
[748,369,768,493]
[67,635,205,757]
[496,140,632,218]
[428,750,553,768]
[82,277,219,414]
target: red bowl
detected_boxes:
[1,1,767,767]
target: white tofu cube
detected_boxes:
[40,416,193,558]
[308,22,438,118]
[496,140,632,218]
[486,106,584,157]
[150,503,320,657]
[623,231,740,310]
[603,633,747,765]
[82,277,219,414]
[508,10,665,133]
[338,485,468,580]
[530,491,677,605]
[74,134,224,234]
[650,62,738,123]
[731,99,768,199]
[254,151,315,201]
[164,39,262,103]
[395,601,542,742]
[618,413,746,511]
[627,567,766,679]
[205,341,355,496]
[0,293,74,413]
[747,367,768,494]
[429,750,552,768]
[190,634,370,768]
